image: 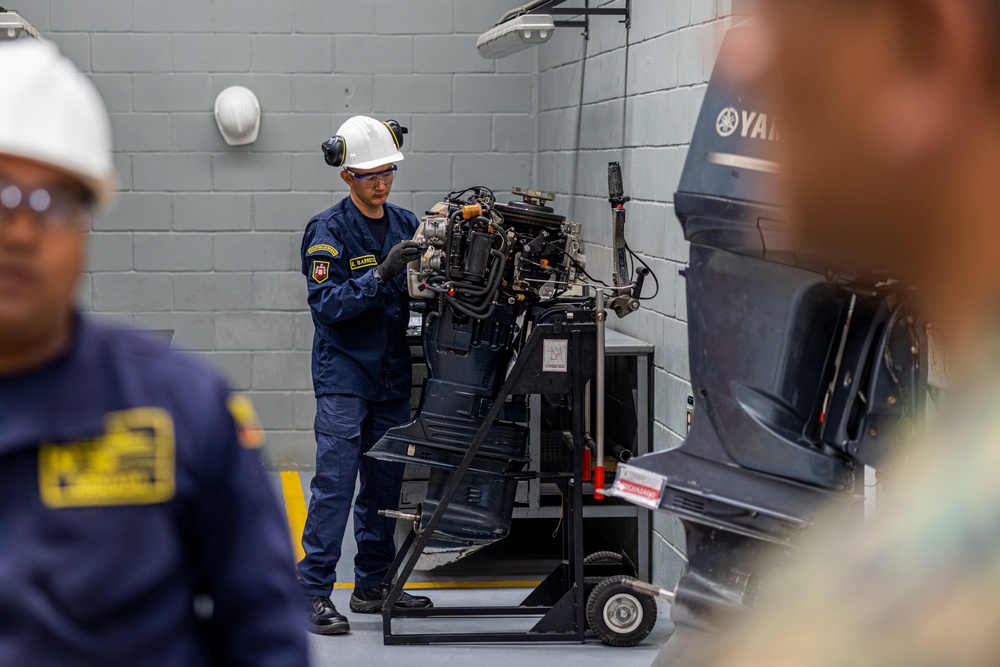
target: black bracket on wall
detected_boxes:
[534,0,630,36]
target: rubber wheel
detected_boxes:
[584,551,623,566]
[586,576,657,647]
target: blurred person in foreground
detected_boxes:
[0,41,309,665]
[697,0,1000,665]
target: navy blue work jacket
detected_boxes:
[300,196,419,401]
[0,315,309,666]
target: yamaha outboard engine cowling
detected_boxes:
[609,23,927,633]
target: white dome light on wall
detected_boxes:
[214,86,260,146]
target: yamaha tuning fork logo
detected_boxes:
[716,107,739,137]
[715,107,780,142]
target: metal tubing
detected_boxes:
[609,443,632,462]
[547,7,626,15]
[390,606,553,618]
[622,578,676,604]
[498,0,568,24]
[378,509,420,523]
[570,329,587,639]
[594,289,606,499]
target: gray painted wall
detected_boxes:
[10,0,732,587]
[10,0,538,469]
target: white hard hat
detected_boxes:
[214,86,261,146]
[333,115,405,170]
[0,40,115,206]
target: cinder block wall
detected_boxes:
[11,0,538,468]
[534,1,733,588]
[17,0,732,588]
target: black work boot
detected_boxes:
[349,584,434,614]
[305,596,350,635]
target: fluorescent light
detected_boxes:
[0,11,42,40]
[477,14,555,59]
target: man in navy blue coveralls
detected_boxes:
[0,42,309,665]
[298,115,432,634]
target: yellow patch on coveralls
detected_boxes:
[307,243,339,257]
[228,394,265,449]
[349,254,377,271]
[311,259,331,283]
[38,408,176,508]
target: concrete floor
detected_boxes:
[308,588,672,667]
[272,472,672,666]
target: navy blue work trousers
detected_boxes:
[297,394,408,595]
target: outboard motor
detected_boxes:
[368,187,585,554]
[609,24,927,633]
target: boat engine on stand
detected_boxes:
[369,186,585,554]
[369,169,662,647]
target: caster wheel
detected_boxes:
[584,551,626,587]
[583,551,623,566]
[586,576,657,647]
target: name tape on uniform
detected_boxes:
[349,254,377,271]
[39,407,176,508]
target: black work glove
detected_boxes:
[375,240,422,285]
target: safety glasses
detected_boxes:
[346,165,397,187]
[0,179,89,230]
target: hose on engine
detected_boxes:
[446,250,507,315]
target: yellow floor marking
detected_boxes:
[280,471,307,562]
[279,472,542,591]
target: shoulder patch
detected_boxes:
[228,394,265,449]
[349,254,378,271]
[311,259,331,284]
[307,243,340,257]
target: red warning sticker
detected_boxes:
[607,464,667,510]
